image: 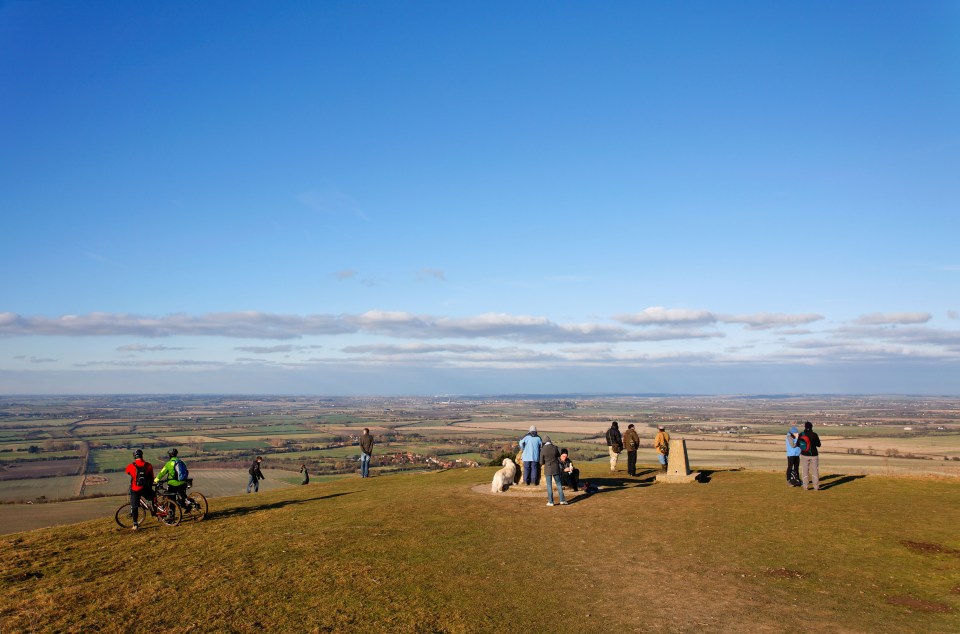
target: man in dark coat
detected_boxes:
[539,436,567,506]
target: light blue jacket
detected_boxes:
[519,433,542,462]
[785,433,801,457]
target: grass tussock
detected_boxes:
[1,465,959,633]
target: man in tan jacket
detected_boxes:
[654,425,670,473]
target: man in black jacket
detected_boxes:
[798,421,822,491]
[247,456,265,493]
[605,421,623,472]
[539,436,567,506]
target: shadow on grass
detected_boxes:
[818,474,866,490]
[579,469,659,493]
[206,492,358,521]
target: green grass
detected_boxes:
[0,467,957,632]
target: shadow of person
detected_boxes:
[818,474,866,490]
[207,491,357,521]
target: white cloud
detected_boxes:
[615,307,717,326]
[948,310,959,320]
[417,268,446,281]
[719,313,824,330]
[853,312,931,325]
[116,344,189,352]
[333,270,357,280]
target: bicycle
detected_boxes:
[115,490,181,529]
[156,478,208,522]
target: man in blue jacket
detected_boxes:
[519,426,542,486]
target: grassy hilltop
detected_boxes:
[1,465,958,633]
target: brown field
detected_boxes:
[0,459,83,480]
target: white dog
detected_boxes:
[491,458,518,493]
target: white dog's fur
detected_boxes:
[491,458,517,493]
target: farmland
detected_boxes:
[0,394,957,533]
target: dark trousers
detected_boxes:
[168,483,188,507]
[523,461,540,485]
[561,468,579,491]
[786,455,800,482]
[130,488,152,524]
[626,450,638,476]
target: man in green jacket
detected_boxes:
[155,448,193,509]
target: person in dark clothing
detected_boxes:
[300,463,309,485]
[538,436,567,506]
[247,456,265,493]
[605,421,623,472]
[359,428,375,478]
[558,448,579,491]
[798,421,822,490]
[124,449,154,531]
[623,423,641,476]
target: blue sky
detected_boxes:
[2,1,959,395]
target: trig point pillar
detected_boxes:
[656,438,700,483]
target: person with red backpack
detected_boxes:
[797,421,822,490]
[124,449,154,531]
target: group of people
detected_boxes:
[785,421,822,490]
[123,447,197,531]
[517,426,581,506]
[604,421,671,476]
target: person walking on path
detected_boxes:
[605,421,623,472]
[300,463,309,485]
[539,436,567,506]
[519,426,543,485]
[124,449,154,531]
[654,425,670,473]
[798,421,822,490]
[785,426,801,487]
[559,448,579,491]
[247,456,265,493]
[359,428,375,478]
[623,423,641,476]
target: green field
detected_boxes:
[0,466,957,632]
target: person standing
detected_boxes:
[785,426,801,487]
[300,463,309,485]
[605,421,623,472]
[559,448,579,491]
[654,425,670,473]
[359,428,374,478]
[623,423,641,476]
[519,426,543,485]
[539,436,567,506]
[155,448,190,508]
[247,456,265,493]
[798,421,822,490]
[124,449,154,531]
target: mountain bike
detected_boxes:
[115,491,181,529]
[156,478,208,522]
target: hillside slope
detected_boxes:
[1,466,958,633]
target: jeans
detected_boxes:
[801,455,819,490]
[545,474,566,504]
[360,452,371,478]
[626,450,638,476]
[246,474,259,493]
[658,453,668,466]
[786,455,800,482]
[523,461,540,485]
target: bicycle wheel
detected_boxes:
[115,503,137,529]
[184,491,208,521]
[154,496,182,526]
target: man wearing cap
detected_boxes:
[785,425,801,487]
[798,421,822,490]
[654,425,670,473]
[605,421,623,472]
[124,449,154,531]
[519,426,543,486]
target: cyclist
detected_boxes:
[124,449,154,531]
[154,448,194,510]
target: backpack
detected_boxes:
[134,463,148,488]
[797,434,812,454]
[173,459,189,481]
